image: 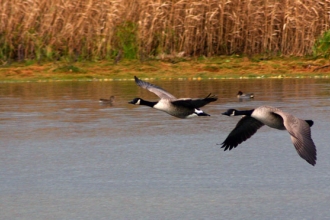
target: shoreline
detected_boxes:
[1,56,330,82]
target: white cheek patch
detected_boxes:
[195,109,204,114]
[231,110,235,116]
[136,99,141,105]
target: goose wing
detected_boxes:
[221,116,264,150]
[134,76,176,99]
[171,93,217,108]
[275,111,317,166]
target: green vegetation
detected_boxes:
[313,30,330,58]
[114,22,138,59]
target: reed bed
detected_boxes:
[0,0,329,61]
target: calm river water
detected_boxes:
[1,78,330,219]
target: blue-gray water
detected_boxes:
[1,78,330,219]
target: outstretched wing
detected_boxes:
[220,116,264,150]
[276,111,317,166]
[171,93,217,108]
[134,76,176,99]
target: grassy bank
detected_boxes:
[1,56,330,82]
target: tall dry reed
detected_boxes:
[0,0,329,61]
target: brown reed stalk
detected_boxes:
[0,0,329,62]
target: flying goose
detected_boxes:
[220,106,317,166]
[99,96,115,105]
[129,76,217,118]
[237,91,254,99]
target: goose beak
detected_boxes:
[222,112,229,116]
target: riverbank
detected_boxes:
[1,56,330,82]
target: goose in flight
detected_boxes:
[129,76,217,118]
[220,106,317,166]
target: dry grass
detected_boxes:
[1,57,330,82]
[0,0,329,61]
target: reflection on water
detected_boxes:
[1,78,330,219]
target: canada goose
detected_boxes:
[237,91,254,99]
[220,106,317,166]
[129,76,217,118]
[99,96,115,105]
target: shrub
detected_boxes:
[313,30,330,58]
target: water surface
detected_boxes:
[1,78,330,219]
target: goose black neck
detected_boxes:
[235,109,254,116]
[140,99,157,108]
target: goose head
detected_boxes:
[128,98,142,105]
[222,109,238,116]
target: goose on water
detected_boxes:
[220,106,317,166]
[129,76,217,118]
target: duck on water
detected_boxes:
[237,91,254,99]
[99,96,115,105]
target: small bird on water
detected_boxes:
[99,96,115,106]
[237,91,254,99]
